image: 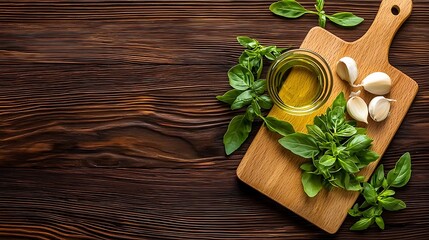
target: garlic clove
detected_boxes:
[360,72,392,95]
[349,90,361,98]
[336,57,358,86]
[347,96,368,124]
[368,96,396,122]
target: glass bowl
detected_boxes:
[267,49,333,116]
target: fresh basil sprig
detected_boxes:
[236,36,286,79]
[270,0,364,28]
[279,92,379,197]
[348,152,412,230]
[217,36,294,155]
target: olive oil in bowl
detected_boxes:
[267,49,333,116]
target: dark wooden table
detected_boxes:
[0,0,428,239]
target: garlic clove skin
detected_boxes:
[336,57,358,86]
[368,96,396,122]
[360,72,392,95]
[349,90,361,98]
[347,96,368,124]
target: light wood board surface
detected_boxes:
[237,0,418,234]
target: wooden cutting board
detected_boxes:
[236,0,417,234]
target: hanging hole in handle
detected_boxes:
[391,5,400,15]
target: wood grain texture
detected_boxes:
[0,0,428,239]
[0,168,428,240]
[237,0,419,233]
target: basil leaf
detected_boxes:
[239,52,263,79]
[362,205,382,219]
[301,172,323,197]
[375,216,385,230]
[263,116,295,137]
[374,205,383,216]
[329,106,345,129]
[228,65,254,90]
[382,178,388,189]
[347,180,362,191]
[245,105,255,122]
[314,115,328,132]
[254,56,264,79]
[348,154,360,164]
[342,173,351,190]
[339,158,359,173]
[279,133,320,158]
[332,91,346,110]
[370,164,384,189]
[269,0,311,19]
[350,217,373,231]
[348,203,362,217]
[330,142,338,155]
[379,197,406,211]
[231,90,253,110]
[355,175,365,182]
[386,152,411,188]
[315,0,324,12]
[300,162,314,172]
[319,155,336,166]
[355,127,367,135]
[216,89,243,105]
[327,12,364,27]
[252,79,267,95]
[362,183,377,205]
[347,134,373,152]
[331,171,345,188]
[359,201,370,209]
[344,174,361,191]
[260,46,274,55]
[336,124,357,137]
[266,46,284,60]
[325,132,334,142]
[260,46,277,60]
[379,189,395,197]
[251,100,261,116]
[362,206,377,218]
[236,36,259,49]
[223,115,252,155]
[347,120,357,127]
[257,95,273,109]
[318,164,331,179]
[238,51,253,69]
[266,52,276,61]
[275,47,287,53]
[356,150,379,166]
[306,124,325,142]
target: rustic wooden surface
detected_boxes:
[0,0,428,239]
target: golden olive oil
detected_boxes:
[267,49,332,116]
[278,66,322,108]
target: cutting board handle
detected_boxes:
[355,0,413,57]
